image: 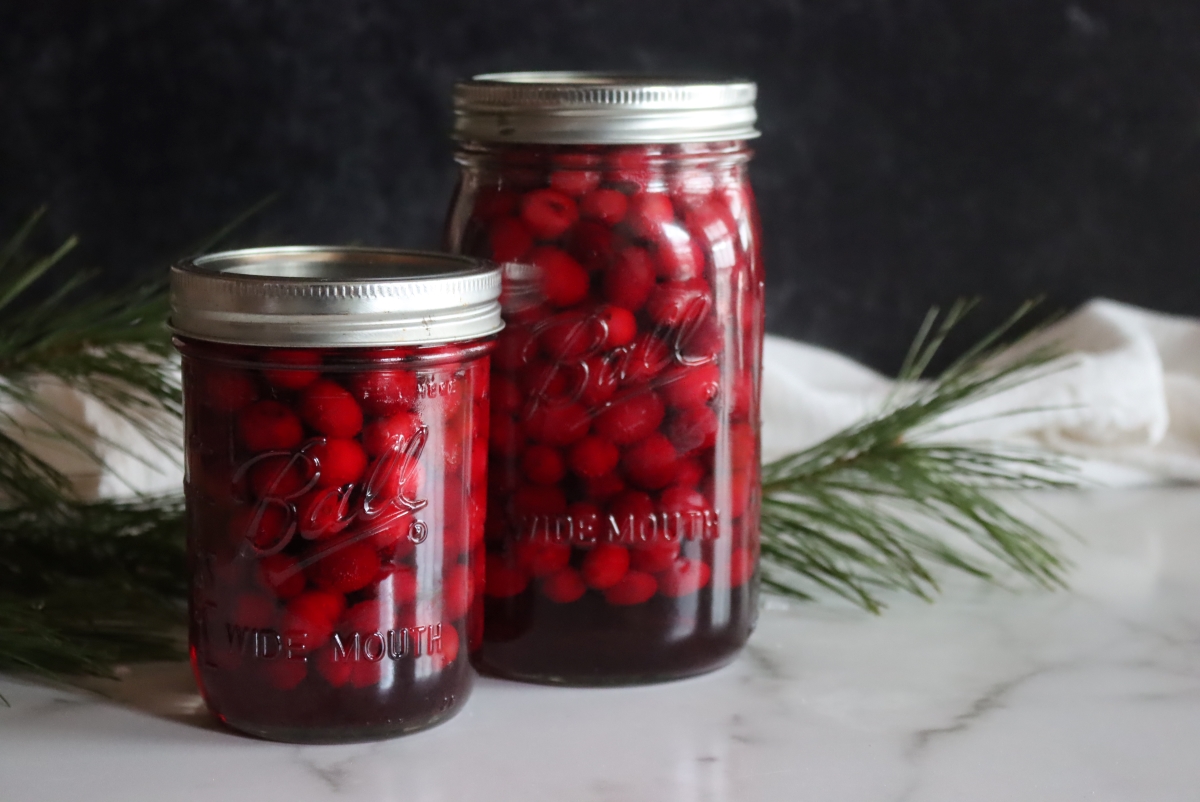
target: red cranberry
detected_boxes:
[490,217,534,262]
[541,567,587,603]
[520,359,570,399]
[345,369,418,417]
[307,536,381,594]
[583,472,627,502]
[674,458,706,488]
[521,444,566,485]
[659,484,713,520]
[525,402,591,447]
[314,644,353,688]
[259,553,306,599]
[629,540,681,574]
[578,356,618,406]
[580,188,628,225]
[282,590,345,649]
[657,558,712,598]
[626,192,676,239]
[608,489,655,544]
[653,223,703,281]
[549,169,601,197]
[489,413,524,458]
[300,380,364,438]
[531,247,590,308]
[516,540,572,577]
[566,501,603,545]
[261,349,322,390]
[230,504,292,552]
[605,146,665,191]
[645,279,713,328]
[309,438,368,488]
[248,454,314,499]
[679,316,723,363]
[202,368,258,413]
[664,406,719,456]
[661,363,720,408]
[237,401,304,452]
[568,435,620,479]
[593,391,665,445]
[567,221,617,271]
[615,335,670,385]
[621,433,679,490]
[603,247,656,310]
[597,305,637,349]
[539,316,603,359]
[581,543,630,590]
[685,200,737,268]
[361,410,423,458]
[485,554,529,598]
[295,486,352,540]
[491,375,523,414]
[603,571,658,606]
[520,188,579,239]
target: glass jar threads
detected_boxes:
[445,73,764,684]
[170,247,501,742]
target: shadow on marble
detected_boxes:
[71,661,231,736]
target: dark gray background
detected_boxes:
[3,1,1198,371]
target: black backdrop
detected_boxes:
[3,1,1199,371]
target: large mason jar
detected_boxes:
[444,73,764,684]
[171,247,500,741]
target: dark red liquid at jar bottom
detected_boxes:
[179,339,491,742]
[446,141,764,684]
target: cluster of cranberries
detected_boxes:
[452,143,762,623]
[183,340,489,730]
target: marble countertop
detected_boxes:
[3,487,1198,802]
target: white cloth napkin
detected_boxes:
[763,299,1200,486]
[4,298,1198,501]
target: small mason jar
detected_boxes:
[444,73,764,684]
[170,247,501,742]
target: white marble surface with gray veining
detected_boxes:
[2,488,1199,801]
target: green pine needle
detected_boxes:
[760,299,1076,612]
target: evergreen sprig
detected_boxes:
[0,208,189,686]
[760,300,1075,612]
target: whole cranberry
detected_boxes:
[261,349,322,390]
[237,401,304,452]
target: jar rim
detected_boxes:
[169,246,503,348]
[453,72,759,145]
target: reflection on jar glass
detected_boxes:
[445,74,765,685]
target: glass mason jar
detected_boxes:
[170,247,501,742]
[444,73,764,684]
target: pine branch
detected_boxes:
[0,208,181,503]
[760,300,1076,612]
[0,496,186,680]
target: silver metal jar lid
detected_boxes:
[453,72,759,145]
[170,246,503,348]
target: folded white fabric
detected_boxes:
[763,299,1200,486]
[3,298,1197,501]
